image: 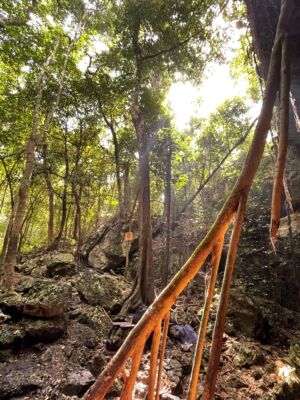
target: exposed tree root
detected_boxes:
[201,193,248,400]
[188,237,224,400]
[121,344,145,400]
[148,323,162,400]
[155,312,170,400]
[270,35,291,248]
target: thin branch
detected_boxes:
[142,1,229,61]
[178,118,257,217]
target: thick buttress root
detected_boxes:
[83,2,294,400]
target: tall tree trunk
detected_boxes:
[0,36,73,287]
[130,126,155,307]
[162,136,172,287]
[49,131,69,250]
[2,134,40,287]
[42,144,54,245]
[98,102,124,218]
[0,159,16,267]
[123,161,130,217]
[71,120,83,246]
[64,203,71,241]
[72,183,82,246]
[121,23,155,311]
[0,40,59,287]
[53,188,67,249]
[17,191,40,252]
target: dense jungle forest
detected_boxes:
[0,0,299,399]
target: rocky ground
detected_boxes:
[0,218,300,399]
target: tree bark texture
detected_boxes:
[43,144,55,245]
[121,22,155,311]
[162,136,172,287]
[98,102,124,218]
[49,130,69,250]
[270,34,291,246]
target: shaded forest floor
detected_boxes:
[0,215,300,399]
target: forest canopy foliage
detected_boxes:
[0,0,262,289]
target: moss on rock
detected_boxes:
[75,271,130,312]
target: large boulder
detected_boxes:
[46,253,77,278]
[0,374,40,399]
[20,279,72,318]
[0,290,23,315]
[16,251,77,279]
[88,224,126,271]
[58,368,95,396]
[16,259,46,278]
[67,321,99,349]
[22,317,67,343]
[76,271,130,312]
[0,317,67,350]
[226,288,268,341]
[0,324,25,349]
[69,305,112,339]
[0,278,72,318]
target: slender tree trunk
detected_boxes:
[162,136,172,287]
[55,188,67,247]
[98,102,124,218]
[0,160,15,267]
[0,184,8,214]
[64,203,72,241]
[71,121,83,246]
[49,132,69,250]
[0,39,58,287]
[17,191,40,252]
[123,161,130,217]
[0,36,73,287]
[73,201,78,241]
[0,157,14,210]
[42,144,54,245]
[111,126,123,218]
[49,127,69,249]
[0,12,87,286]
[270,34,291,245]
[0,209,14,267]
[2,136,40,287]
[72,183,82,246]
